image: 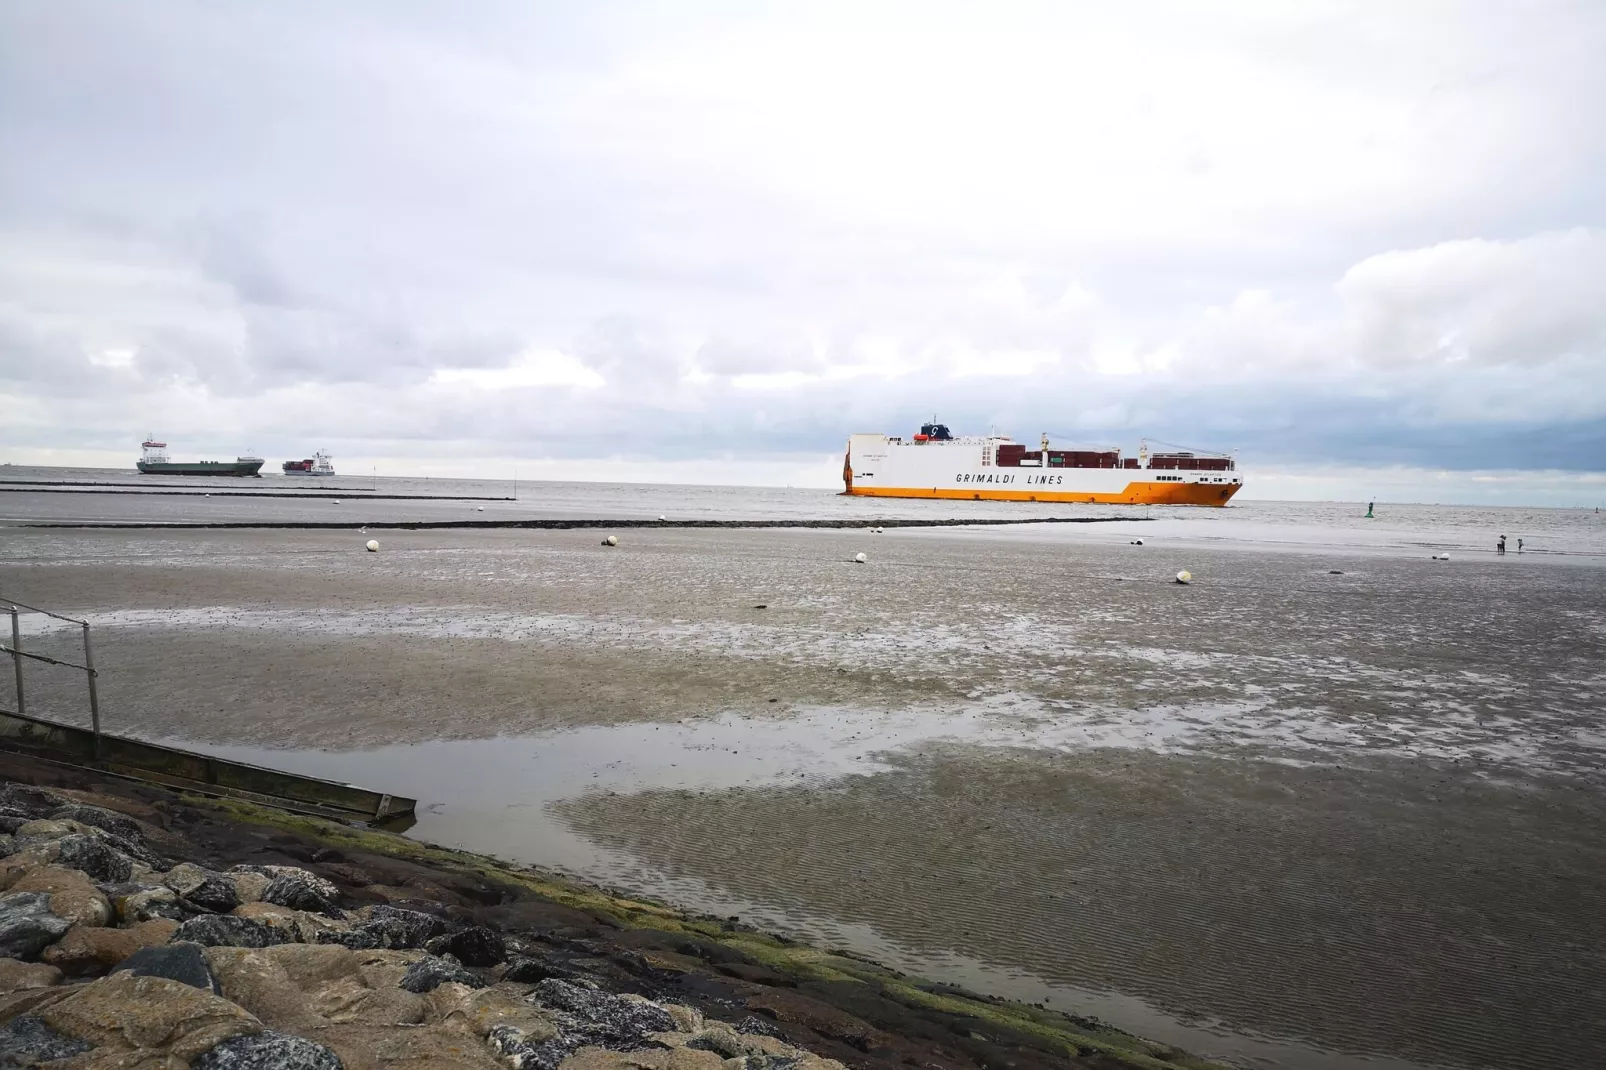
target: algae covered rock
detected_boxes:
[425,924,506,966]
[503,955,576,985]
[45,803,144,845]
[165,863,242,914]
[518,977,680,1067]
[173,914,297,949]
[0,1014,91,1065]
[0,891,71,961]
[105,882,188,924]
[318,904,442,951]
[115,941,223,994]
[193,1028,344,1069]
[261,873,344,918]
[45,833,133,883]
[397,953,485,993]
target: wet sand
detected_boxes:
[2,506,1605,1069]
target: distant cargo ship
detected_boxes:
[843,423,1241,506]
[137,437,264,477]
[282,450,336,476]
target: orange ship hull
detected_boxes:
[843,481,1241,506]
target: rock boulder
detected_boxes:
[0,959,62,996]
[106,882,189,924]
[528,978,677,1046]
[9,865,112,928]
[115,941,222,994]
[319,904,442,952]
[43,918,179,978]
[0,891,71,961]
[165,863,243,914]
[262,874,344,919]
[173,914,297,949]
[398,954,485,994]
[46,833,134,883]
[193,1028,345,1069]
[37,971,261,1062]
[0,1014,91,1065]
[425,926,505,967]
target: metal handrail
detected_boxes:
[0,645,92,673]
[0,598,87,626]
[3,598,101,758]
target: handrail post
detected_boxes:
[8,606,22,716]
[81,622,101,759]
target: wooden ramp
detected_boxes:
[0,707,415,828]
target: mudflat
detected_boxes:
[2,512,1604,1070]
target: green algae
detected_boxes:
[187,794,1228,1070]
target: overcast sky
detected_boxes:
[3,1,1604,503]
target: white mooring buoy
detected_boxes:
[603,535,618,547]
[1131,538,1143,546]
[477,506,485,512]
[333,500,341,505]
[658,515,667,522]
[1175,570,1192,584]
[365,540,379,552]
[854,552,868,564]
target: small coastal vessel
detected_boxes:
[137,437,264,477]
[282,450,336,476]
[843,423,1241,506]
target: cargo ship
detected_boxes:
[136,437,264,477]
[843,423,1241,506]
[282,450,336,476]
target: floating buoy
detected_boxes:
[603,535,618,547]
[359,527,366,534]
[204,493,211,498]
[476,506,485,512]
[1175,570,1192,584]
[658,515,667,522]
[854,552,867,564]
[1131,538,1143,546]
[365,540,379,552]
[1438,553,1451,561]
[875,526,884,534]
[333,500,341,505]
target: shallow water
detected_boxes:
[177,715,1495,1070]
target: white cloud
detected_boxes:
[430,349,605,391]
[1338,229,1606,368]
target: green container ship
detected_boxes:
[137,437,264,477]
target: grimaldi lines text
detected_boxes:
[843,424,1241,506]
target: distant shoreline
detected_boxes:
[14,515,1149,531]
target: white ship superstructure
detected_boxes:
[843,423,1241,506]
